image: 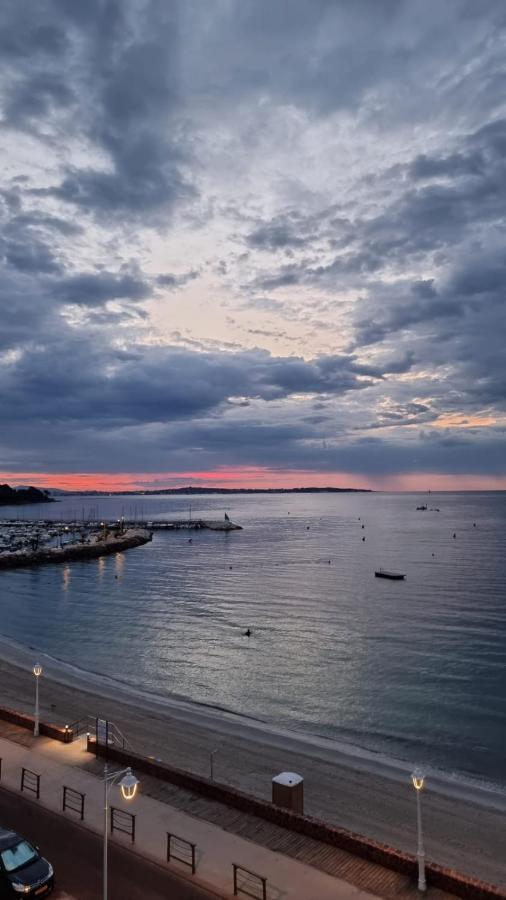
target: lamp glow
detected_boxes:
[119,768,139,800]
[33,663,42,677]
[411,768,425,791]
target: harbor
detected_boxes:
[0,526,152,570]
[0,514,242,569]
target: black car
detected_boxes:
[0,827,53,897]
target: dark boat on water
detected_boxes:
[375,569,406,580]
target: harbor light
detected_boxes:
[33,663,42,678]
[411,768,425,791]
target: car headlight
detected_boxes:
[11,883,30,893]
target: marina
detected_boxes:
[0,514,242,568]
[0,526,152,570]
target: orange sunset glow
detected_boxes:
[2,469,505,493]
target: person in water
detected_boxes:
[244,628,251,637]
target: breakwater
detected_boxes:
[0,528,152,570]
[141,518,242,531]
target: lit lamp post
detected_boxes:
[33,664,42,737]
[103,765,139,900]
[411,768,426,892]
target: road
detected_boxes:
[0,787,225,899]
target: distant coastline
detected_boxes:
[49,486,373,496]
[0,484,55,507]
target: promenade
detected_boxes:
[0,727,381,900]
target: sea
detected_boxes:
[0,491,505,788]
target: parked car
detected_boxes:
[0,827,53,896]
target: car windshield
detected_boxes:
[1,840,38,873]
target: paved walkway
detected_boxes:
[0,732,380,900]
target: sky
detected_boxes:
[1,0,506,492]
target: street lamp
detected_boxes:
[411,768,426,892]
[33,664,42,737]
[103,765,139,900]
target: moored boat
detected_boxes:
[375,568,406,580]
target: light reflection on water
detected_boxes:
[0,491,505,783]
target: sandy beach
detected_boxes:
[0,635,504,888]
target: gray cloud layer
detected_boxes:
[1,0,505,481]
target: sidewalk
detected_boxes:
[0,733,379,900]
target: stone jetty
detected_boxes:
[0,528,152,570]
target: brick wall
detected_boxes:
[0,704,71,742]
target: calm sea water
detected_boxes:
[1,491,505,786]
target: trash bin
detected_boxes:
[272,772,303,814]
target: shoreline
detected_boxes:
[0,631,504,813]
[1,637,506,888]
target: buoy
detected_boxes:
[362,536,366,542]
[453,533,456,539]
[361,524,365,529]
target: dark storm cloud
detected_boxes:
[3,72,73,124]
[53,270,152,306]
[3,391,504,477]
[246,222,309,251]
[0,340,392,431]
[187,0,506,119]
[249,116,506,295]
[1,0,190,223]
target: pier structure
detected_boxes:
[128,518,242,531]
[0,518,242,532]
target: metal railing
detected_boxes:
[21,767,40,800]
[110,806,136,843]
[232,864,267,900]
[62,785,85,820]
[167,832,196,875]
[66,716,132,751]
